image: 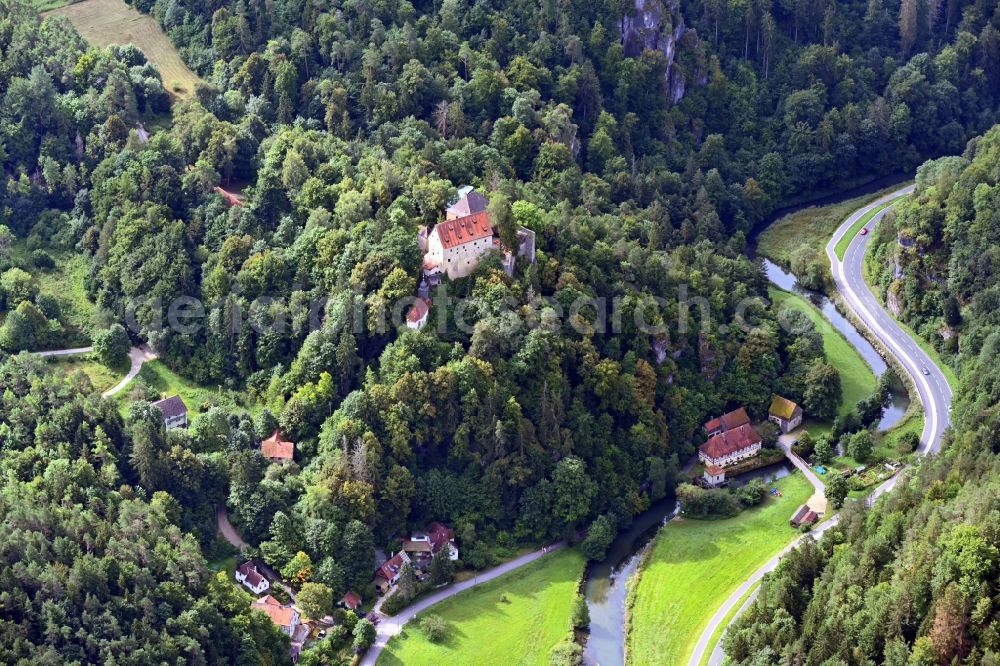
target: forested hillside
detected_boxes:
[723,127,1000,665]
[2,0,1000,659]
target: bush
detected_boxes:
[549,637,583,665]
[419,614,449,643]
[30,250,55,270]
[677,484,739,518]
[581,514,616,561]
[571,593,590,629]
[895,431,920,455]
[733,478,767,508]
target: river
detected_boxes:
[580,177,912,666]
[763,258,908,431]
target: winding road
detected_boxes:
[33,343,156,397]
[689,184,953,666]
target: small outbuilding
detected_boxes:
[261,429,295,462]
[702,464,726,487]
[768,394,803,433]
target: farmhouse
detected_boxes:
[768,394,803,433]
[235,561,270,595]
[261,429,295,462]
[152,395,188,429]
[251,595,301,636]
[789,504,818,527]
[374,550,411,594]
[698,424,763,467]
[703,407,751,436]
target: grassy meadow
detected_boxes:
[378,548,585,666]
[626,472,813,666]
[43,0,201,98]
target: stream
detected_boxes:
[580,176,912,666]
[763,259,908,431]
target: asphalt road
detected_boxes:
[690,184,953,666]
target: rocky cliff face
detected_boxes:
[620,0,699,102]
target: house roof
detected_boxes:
[377,551,409,582]
[426,521,455,553]
[342,591,362,609]
[699,424,762,460]
[434,211,493,249]
[152,395,187,419]
[252,595,297,628]
[237,561,266,588]
[402,539,432,553]
[704,464,725,476]
[407,298,430,324]
[703,407,750,433]
[790,505,811,524]
[769,394,800,421]
[261,429,295,460]
[447,190,489,218]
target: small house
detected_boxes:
[402,521,459,564]
[373,550,411,594]
[702,464,726,487]
[703,407,751,437]
[768,395,803,433]
[235,561,270,595]
[406,297,431,330]
[789,504,818,527]
[251,595,301,636]
[152,395,188,429]
[341,591,362,611]
[261,429,295,462]
[698,424,762,468]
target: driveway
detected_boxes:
[102,345,157,397]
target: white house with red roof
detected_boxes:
[251,595,301,636]
[406,297,431,330]
[698,423,763,467]
[402,521,459,561]
[235,561,270,595]
[425,210,495,280]
[373,550,411,594]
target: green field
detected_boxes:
[756,186,904,270]
[834,201,894,261]
[129,360,258,416]
[45,354,125,394]
[626,473,813,666]
[378,548,586,666]
[769,287,877,428]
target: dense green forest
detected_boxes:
[2,0,1000,658]
[723,127,1000,664]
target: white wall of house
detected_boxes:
[235,570,270,595]
[698,442,761,467]
[427,229,494,280]
[164,414,187,429]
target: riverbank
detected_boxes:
[624,472,813,666]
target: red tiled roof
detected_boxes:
[426,521,455,554]
[377,551,408,582]
[252,595,297,628]
[704,464,725,476]
[704,407,750,433]
[407,298,430,324]
[342,591,362,609]
[434,211,492,250]
[261,429,294,460]
[699,424,762,459]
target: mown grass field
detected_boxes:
[769,286,877,426]
[378,548,585,666]
[128,360,227,416]
[626,473,813,666]
[45,354,125,394]
[756,185,904,269]
[43,0,201,98]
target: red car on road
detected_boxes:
[859,227,869,235]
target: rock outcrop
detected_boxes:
[620,0,701,103]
